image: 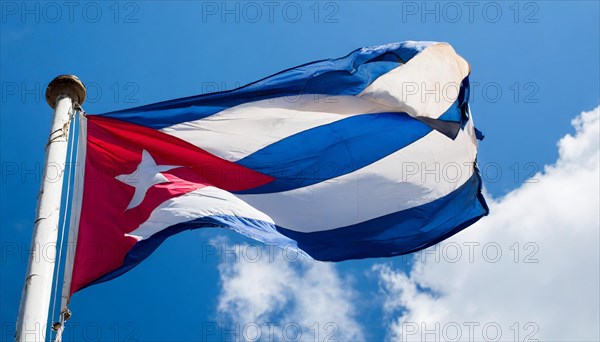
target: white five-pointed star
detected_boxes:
[115,150,181,210]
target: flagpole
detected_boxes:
[15,75,86,342]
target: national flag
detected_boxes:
[66,41,489,295]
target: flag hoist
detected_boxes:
[15,75,86,342]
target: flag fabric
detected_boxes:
[67,41,488,295]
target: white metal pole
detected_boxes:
[15,75,86,342]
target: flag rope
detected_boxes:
[49,106,78,342]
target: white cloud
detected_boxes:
[375,106,600,341]
[216,243,364,341]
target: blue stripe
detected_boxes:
[234,96,466,194]
[440,76,470,123]
[235,112,432,194]
[81,169,488,290]
[96,42,435,129]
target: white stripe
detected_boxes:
[160,94,402,162]
[126,186,274,241]
[359,42,470,120]
[236,119,478,233]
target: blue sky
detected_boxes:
[1,1,599,341]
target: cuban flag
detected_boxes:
[66,41,489,296]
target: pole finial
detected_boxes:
[45,75,86,109]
